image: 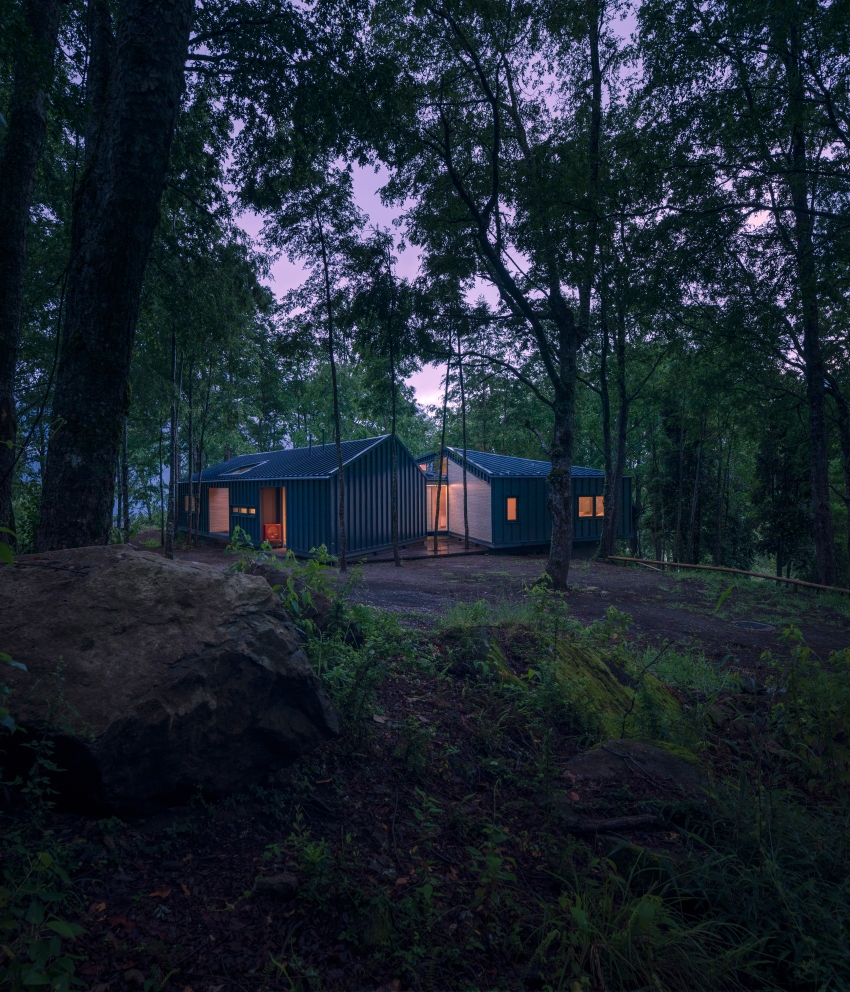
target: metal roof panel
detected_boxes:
[190,436,389,483]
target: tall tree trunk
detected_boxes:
[546,388,577,589]
[186,369,194,547]
[115,465,121,535]
[458,328,469,550]
[651,435,662,561]
[0,0,64,545]
[195,361,213,546]
[673,391,686,561]
[785,24,837,585]
[601,303,627,558]
[389,333,400,567]
[158,412,164,547]
[315,210,346,570]
[828,383,850,572]
[164,335,180,559]
[433,357,450,555]
[35,0,193,551]
[714,416,724,565]
[596,294,612,558]
[685,413,705,564]
[121,415,130,541]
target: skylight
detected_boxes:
[225,460,267,475]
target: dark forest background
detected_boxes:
[2,0,849,583]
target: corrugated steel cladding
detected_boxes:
[439,447,633,547]
[177,435,426,555]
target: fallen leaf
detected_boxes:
[394,877,408,886]
[148,886,171,898]
[181,883,191,896]
[183,986,194,992]
[568,791,580,801]
[372,714,389,724]
[121,960,138,970]
[90,901,106,914]
[315,777,332,784]
[108,916,135,933]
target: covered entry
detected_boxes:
[427,484,448,533]
[208,487,229,536]
[260,486,286,547]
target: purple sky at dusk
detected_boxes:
[237,7,638,412]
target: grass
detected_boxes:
[5,553,850,991]
[661,567,850,624]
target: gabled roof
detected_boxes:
[190,435,397,483]
[418,447,605,480]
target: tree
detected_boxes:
[35,0,194,550]
[0,0,65,546]
[350,229,422,565]
[638,0,850,583]
[260,165,366,570]
[368,0,616,587]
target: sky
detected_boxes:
[238,163,448,409]
[236,7,639,412]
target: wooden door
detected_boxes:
[260,487,283,546]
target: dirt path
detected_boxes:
[353,555,850,669]
[136,533,850,670]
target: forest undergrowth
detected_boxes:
[2,550,850,992]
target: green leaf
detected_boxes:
[45,920,85,939]
[6,660,27,671]
[0,543,14,566]
[713,583,735,613]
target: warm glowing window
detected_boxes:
[595,496,605,516]
[578,496,594,517]
[506,497,518,522]
[419,463,427,472]
[441,457,447,475]
[231,506,256,515]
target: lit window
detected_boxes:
[419,463,427,472]
[249,507,256,514]
[595,496,605,516]
[506,497,518,521]
[441,457,447,475]
[578,496,594,517]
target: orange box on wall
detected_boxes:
[263,523,283,544]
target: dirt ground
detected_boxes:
[15,538,848,991]
[138,533,850,670]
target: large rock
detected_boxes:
[565,739,707,798]
[0,546,340,813]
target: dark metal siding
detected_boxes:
[286,478,333,554]
[483,475,634,548]
[178,436,426,556]
[329,437,426,555]
[491,477,550,546]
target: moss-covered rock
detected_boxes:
[552,639,682,740]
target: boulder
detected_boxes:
[565,739,707,798]
[0,545,340,814]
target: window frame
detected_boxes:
[578,495,594,518]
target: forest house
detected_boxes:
[417,448,633,553]
[177,435,426,557]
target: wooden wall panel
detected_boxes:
[447,457,492,543]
